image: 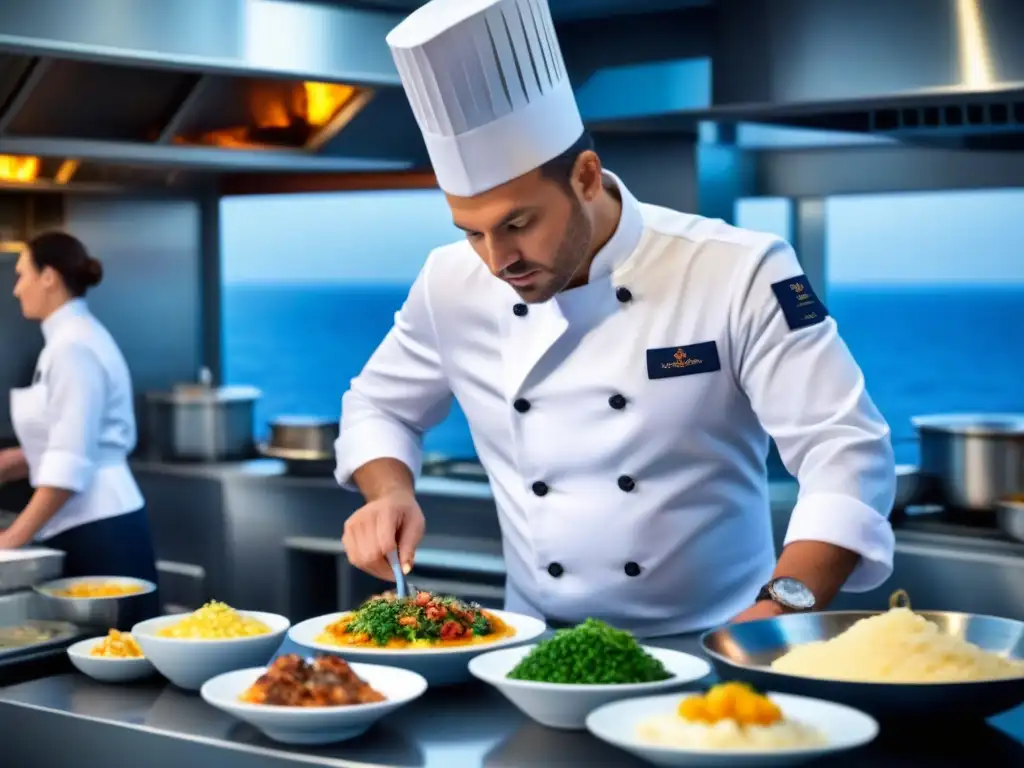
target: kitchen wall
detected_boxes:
[0,195,205,449]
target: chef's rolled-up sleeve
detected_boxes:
[38,343,106,493]
[335,253,454,490]
[731,240,896,592]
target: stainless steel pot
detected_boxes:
[259,416,338,476]
[144,384,261,462]
[912,413,1024,510]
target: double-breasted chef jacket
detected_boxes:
[336,171,897,637]
[10,298,144,542]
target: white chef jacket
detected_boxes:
[335,171,896,637]
[10,298,144,541]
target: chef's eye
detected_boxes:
[506,219,530,232]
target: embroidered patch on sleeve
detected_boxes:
[770,275,829,331]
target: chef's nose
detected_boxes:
[486,240,520,276]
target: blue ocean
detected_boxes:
[223,283,1024,468]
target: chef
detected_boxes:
[336,0,896,636]
[0,232,160,622]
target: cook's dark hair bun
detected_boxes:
[26,230,103,296]
[83,257,103,287]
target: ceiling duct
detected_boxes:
[592,0,1024,149]
[0,0,423,190]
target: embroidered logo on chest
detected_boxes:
[646,341,721,380]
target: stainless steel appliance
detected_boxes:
[145,371,261,462]
[259,416,337,476]
[912,413,1024,511]
[996,498,1024,544]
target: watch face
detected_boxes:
[772,578,816,610]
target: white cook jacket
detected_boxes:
[336,171,896,637]
[10,298,144,541]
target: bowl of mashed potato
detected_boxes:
[586,682,878,767]
[700,591,1024,719]
[132,601,289,690]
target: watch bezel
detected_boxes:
[766,577,816,611]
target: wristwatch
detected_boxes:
[755,577,816,612]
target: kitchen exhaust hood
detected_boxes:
[591,0,1024,150]
[0,0,426,190]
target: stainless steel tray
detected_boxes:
[0,620,80,661]
[0,548,65,593]
[0,590,83,663]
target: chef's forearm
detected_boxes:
[0,448,28,484]
[6,487,73,544]
[771,540,861,608]
[352,458,416,503]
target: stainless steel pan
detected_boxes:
[700,607,1024,719]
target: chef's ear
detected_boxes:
[39,265,61,290]
[571,150,603,203]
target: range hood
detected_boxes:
[0,0,427,191]
[591,0,1024,150]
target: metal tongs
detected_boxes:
[386,550,412,599]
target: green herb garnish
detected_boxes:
[507,617,671,684]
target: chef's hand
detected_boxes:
[342,490,425,583]
[731,600,785,624]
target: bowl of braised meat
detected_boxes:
[200,653,427,745]
[288,590,546,685]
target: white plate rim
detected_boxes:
[585,691,880,758]
[288,608,546,656]
[199,663,429,715]
[468,644,712,692]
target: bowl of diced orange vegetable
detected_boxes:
[67,629,156,683]
[35,576,157,628]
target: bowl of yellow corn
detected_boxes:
[67,629,155,683]
[132,601,289,690]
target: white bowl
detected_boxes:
[288,609,545,685]
[132,611,289,690]
[66,637,156,683]
[468,643,711,730]
[200,662,428,745]
[586,691,879,767]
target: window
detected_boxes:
[740,190,1024,468]
[826,190,1024,465]
[220,189,476,459]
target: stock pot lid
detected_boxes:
[912,413,1024,436]
[146,385,261,404]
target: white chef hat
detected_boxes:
[386,0,584,197]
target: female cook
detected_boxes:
[0,231,160,620]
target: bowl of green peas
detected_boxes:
[468,618,712,730]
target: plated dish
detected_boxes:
[132,602,289,690]
[586,686,878,767]
[239,654,386,706]
[469,619,711,729]
[288,596,545,685]
[315,590,515,649]
[67,630,155,683]
[201,656,428,745]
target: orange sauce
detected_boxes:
[317,610,516,649]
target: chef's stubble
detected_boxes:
[515,193,593,303]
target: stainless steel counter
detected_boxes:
[2,634,1024,767]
